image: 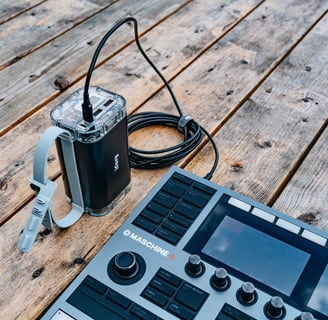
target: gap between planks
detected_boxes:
[0,0,121,71]
[0,0,47,25]
[0,0,193,137]
[180,6,328,174]
[268,118,328,207]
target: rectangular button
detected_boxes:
[184,191,208,208]
[168,213,192,228]
[162,220,186,236]
[156,228,180,244]
[157,268,182,287]
[251,207,275,222]
[173,173,193,185]
[302,230,327,246]
[153,192,177,209]
[147,202,169,217]
[163,181,186,198]
[106,289,131,308]
[193,182,215,195]
[83,276,107,295]
[175,202,199,219]
[175,282,208,311]
[276,218,300,234]
[130,304,156,320]
[142,287,168,307]
[50,310,75,320]
[228,197,251,212]
[133,216,156,233]
[141,209,163,224]
[218,303,257,320]
[168,302,194,320]
[150,277,175,297]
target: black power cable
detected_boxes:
[82,16,219,180]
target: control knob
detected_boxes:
[264,296,286,319]
[210,267,231,291]
[113,251,139,278]
[108,251,146,285]
[185,254,205,277]
[236,282,258,305]
[294,312,315,320]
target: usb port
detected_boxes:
[93,108,103,117]
[104,98,114,107]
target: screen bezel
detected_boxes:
[184,193,327,317]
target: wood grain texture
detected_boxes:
[0,0,327,319]
[0,1,262,318]
[0,0,260,224]
[185,5,328,209]
[0,0,191,135]
[273,127,328,231]
[0,0,117,71]
[0,0,45,24]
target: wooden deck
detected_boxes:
[0,0,327,318]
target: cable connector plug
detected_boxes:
[82,94,94,123]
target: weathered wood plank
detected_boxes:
[0,0,45,24]
[185,7,328,212]
[273,127,328,231]
[0,0,117,71]
[2,0,262,318]
[0,0,261,223]
[1,1,327,319]
[0,0,191,135]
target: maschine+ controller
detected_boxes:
[42,166,328,320]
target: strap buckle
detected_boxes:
[18,126,84,253]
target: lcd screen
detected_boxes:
[202,216,310,296]
[308,264,328,316]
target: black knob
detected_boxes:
[264,296,286,319]
[211,268,231,291]
[185,254,205,277]
[294,312,314,320]
[113,251,139,279]
[237,282,258,305]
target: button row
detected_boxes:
[133,173,215,245]
[67,275,162,320]
[142,268,209,320]
[228,196,327,247]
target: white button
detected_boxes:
[276,218,300,234]
[301,230,327,246]
[251,207,275,223]
[50,310,76,320]
[228,197,251,212]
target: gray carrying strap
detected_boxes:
[18,126,84,253]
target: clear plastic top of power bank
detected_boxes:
[50,86,126,142]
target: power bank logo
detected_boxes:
[114,154,119,172]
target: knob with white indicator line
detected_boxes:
[210,267,231,291]
[236,281,258,305]
[264,296,286,319]
[185,254,205,277]
[294,312,315,320]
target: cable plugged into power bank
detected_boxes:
[82,16,219,179]
[18,16,219,253]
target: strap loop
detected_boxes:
[18,126,84,253]
[178,115,193,132]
